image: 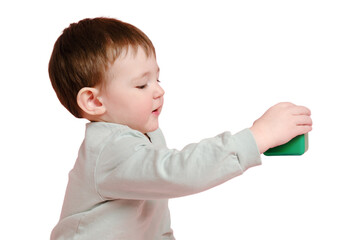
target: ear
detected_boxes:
[77,87,106,116]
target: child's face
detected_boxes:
[99,47,164,133]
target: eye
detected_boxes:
[136,84,148,89]
[157,79,161,83]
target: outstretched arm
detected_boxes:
[96,128,261,200]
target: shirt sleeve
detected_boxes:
[95,128,261,200]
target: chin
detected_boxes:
[145,123,159,133]
[146,127,158,133]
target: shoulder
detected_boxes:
[86,122,166,142]
[86,122,146,138]
[85,122,167,153]
[83,122,147,149]
[86,121,132,135]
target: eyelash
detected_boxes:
[136,80,161,89]
[136,84,147,89]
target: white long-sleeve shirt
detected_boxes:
[51,122,261,240]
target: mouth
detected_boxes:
[152,105,162,115]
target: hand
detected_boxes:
[250,102,312,154]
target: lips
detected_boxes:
[152,105,162,116]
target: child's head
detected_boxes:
[49,17,164,133]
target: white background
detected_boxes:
[1,0,359,239]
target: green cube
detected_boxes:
[264,133,309,156]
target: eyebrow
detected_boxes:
[132,67,160,82]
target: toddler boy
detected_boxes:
[49,17,312,240]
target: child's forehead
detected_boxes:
[105,46,158,81]
[121,46,156,63]
[111,44,155,61]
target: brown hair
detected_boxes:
[48,17,155,118]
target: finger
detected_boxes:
[295,115,313,126]
[292,105,311,116]
[275,102,295,109]
[296,125,313,135]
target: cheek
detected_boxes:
[125,96,151,116]
[135,102,153,117]
[133,95,153,110]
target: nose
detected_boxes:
[154,82,165,99]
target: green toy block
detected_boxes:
[264,133,309,156]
